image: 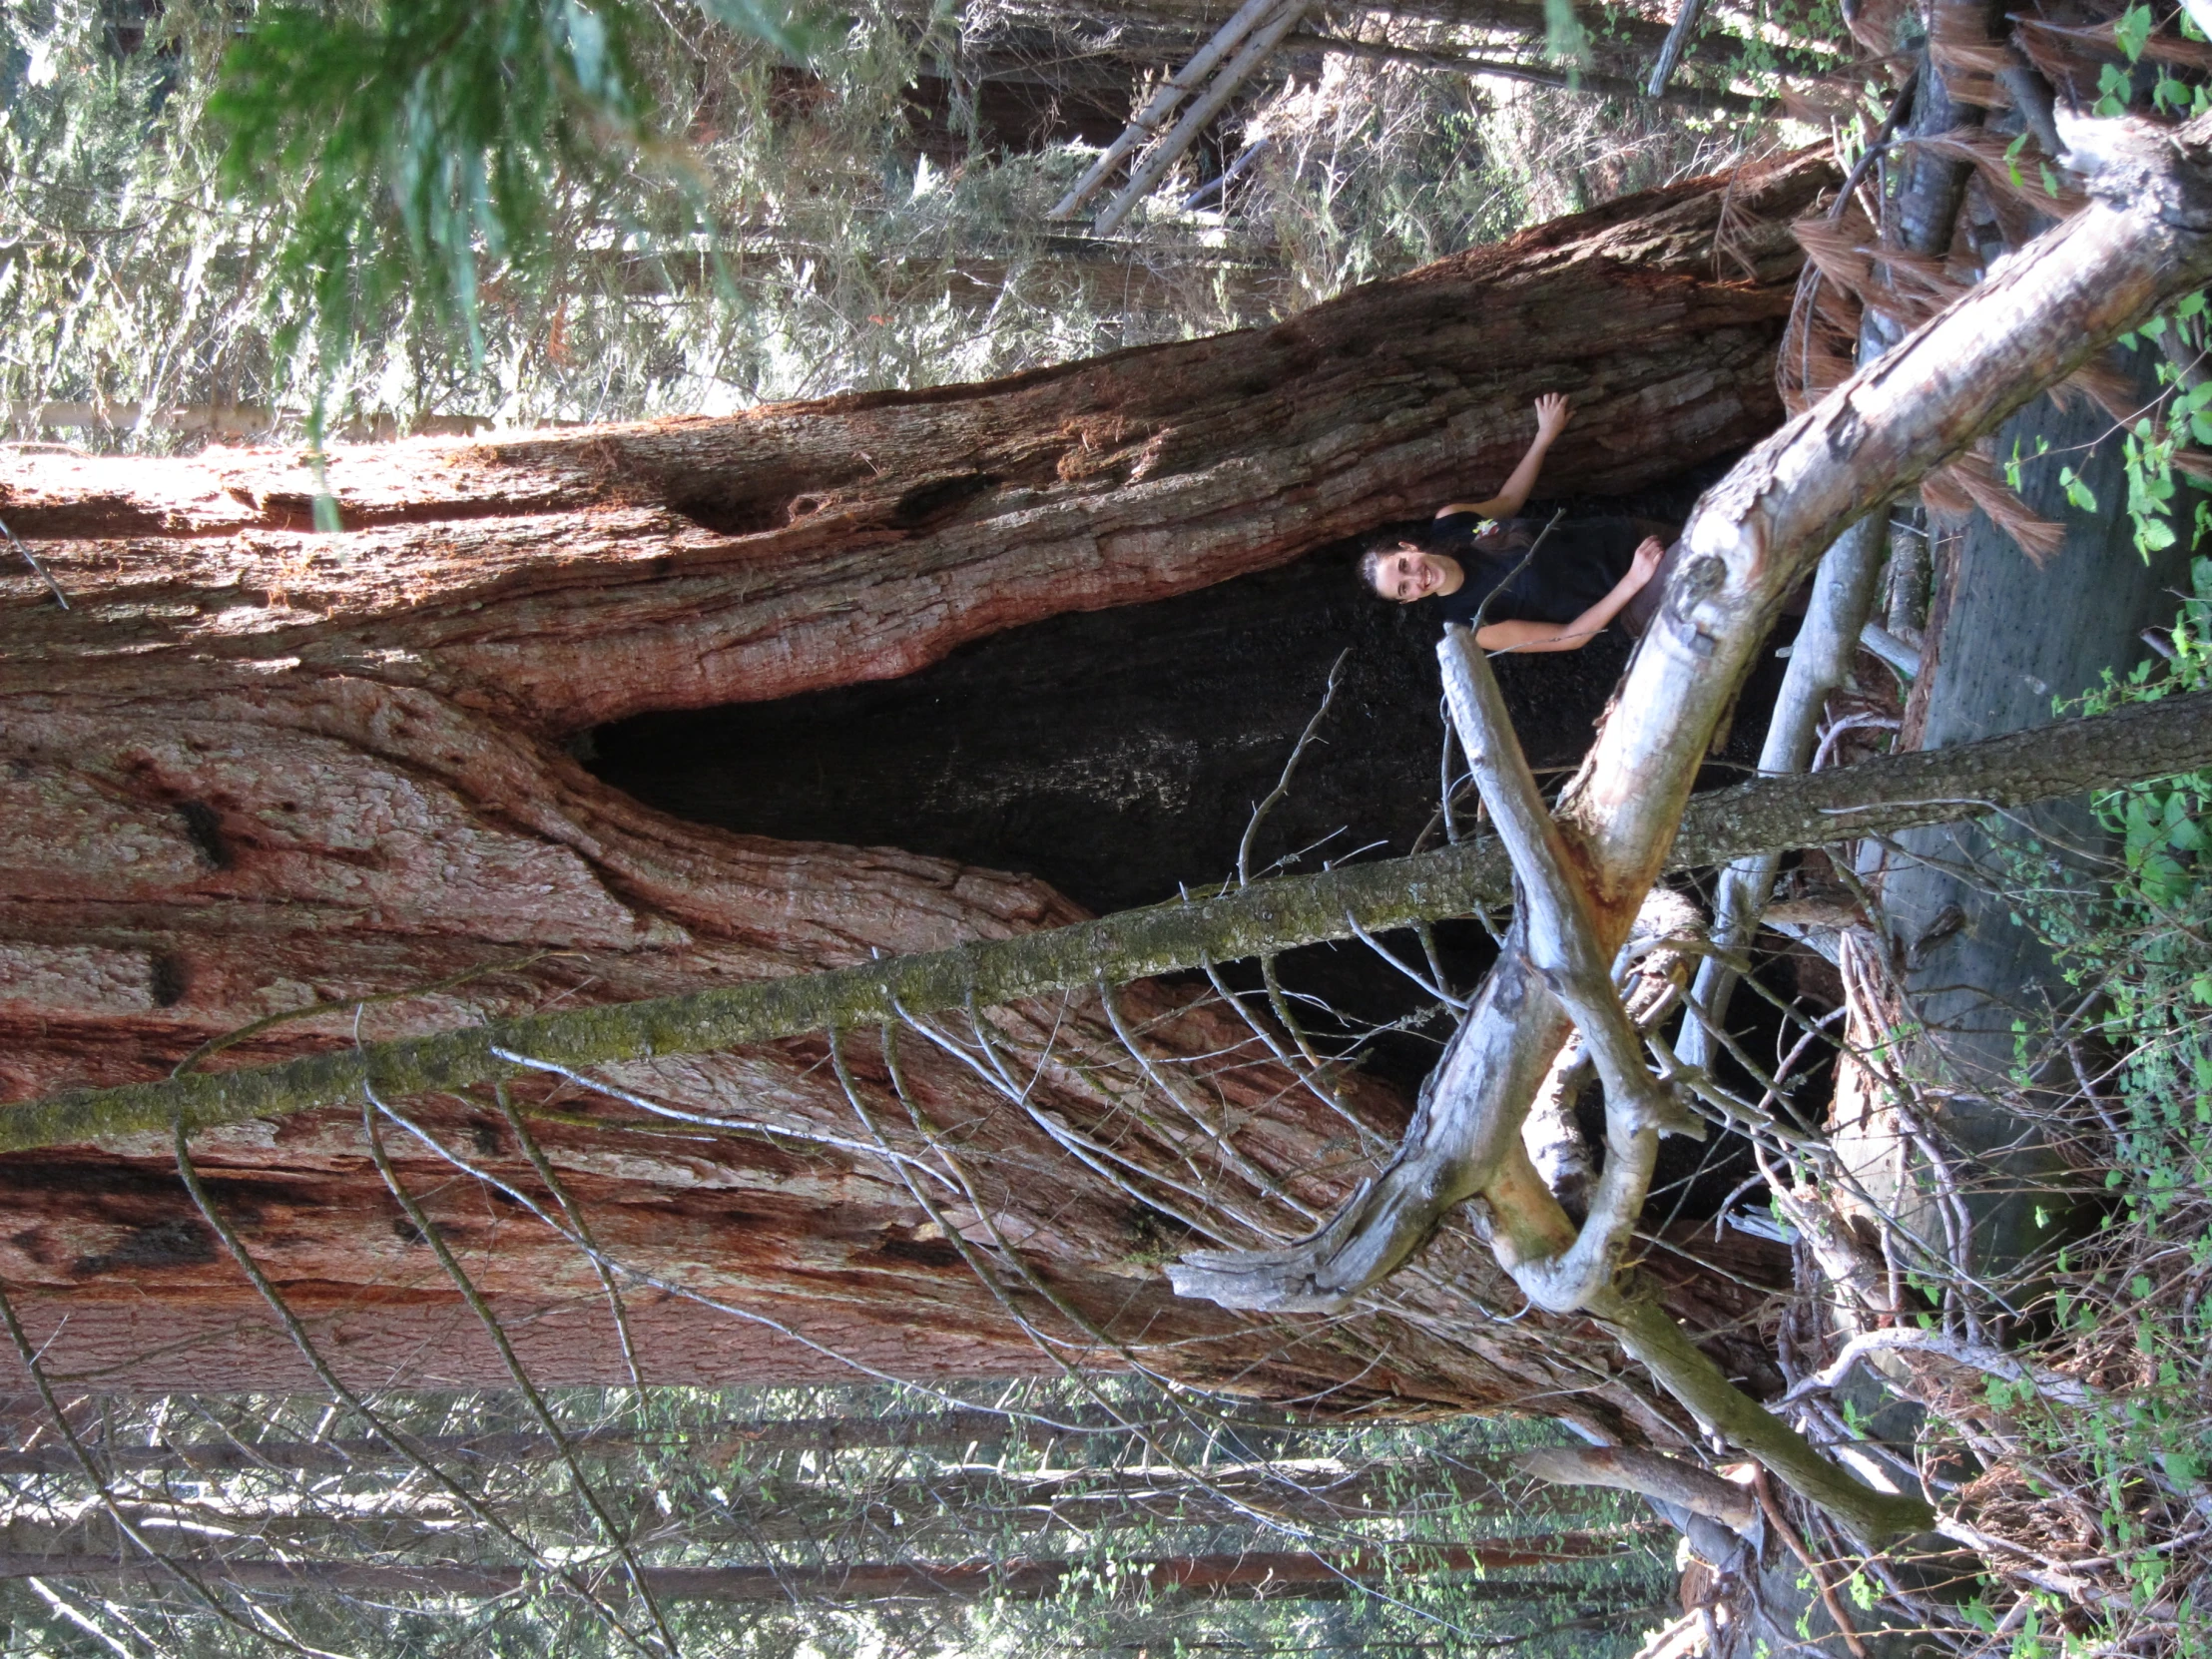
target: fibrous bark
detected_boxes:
[17,688,2212,1155]
[0,160,1822,1408]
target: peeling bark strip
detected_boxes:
[9,688,2210,1153]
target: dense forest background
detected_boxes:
[1,0,1802,441]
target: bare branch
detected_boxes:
[5,688,2209,1154]
[1515,1446,1757,1533]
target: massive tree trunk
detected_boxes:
[0,157,1825,1414]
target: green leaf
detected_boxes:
[2116,2,2155,62]
[692,0,824,64]
[2097,60,2134,116]
[1541,0,1593,67]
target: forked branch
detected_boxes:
[1432,625,1700,1314]
[1173,109,2212,1540]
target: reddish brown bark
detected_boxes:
[0,157,1822,1416]
[0,1536,1638,1601]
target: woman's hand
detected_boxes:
[1445,393,1572,520]
[1480,534,1669,654]
[1629,535,1667,587]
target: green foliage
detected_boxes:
[1986,564,2212,1652]
[1543,0,1592,69]
[2114,292,2212,560]
[211,0,661,374]
[4,0,1809,450]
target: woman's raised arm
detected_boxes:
[1437,393,1571,520]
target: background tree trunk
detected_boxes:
[0,1541,1636,1603]
[0,158,1825,1414]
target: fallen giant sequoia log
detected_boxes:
[12,686,2210,1146]
[0,158,1824,1408]
[1172,111,2212,1538]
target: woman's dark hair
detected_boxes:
[1356,540,1425,594]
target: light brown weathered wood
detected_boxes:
[1427,626,1696,1317]
[1519,1445,1757,1532]
[1415,633,1915,1540]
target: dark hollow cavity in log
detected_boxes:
[591,470,1807,1173]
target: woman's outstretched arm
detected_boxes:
[1475,536,1666,655]
[1438,393,1571,520]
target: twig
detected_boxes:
[487,1081,645,1390]
[360,1090,683,1659]
[1240,650,1349,887]
[1780,1326,2096,1408]
[1752,1466,1870,1659]
[169,1124,665,1657]
[0,516,68,609]
[0,1281,332,1656]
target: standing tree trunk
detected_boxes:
[0,157,1825,1419]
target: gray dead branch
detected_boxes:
[1645,0,1710,95]
[1167,109,2212,1534]
[1518,1445,1758,1533]
[1092,0,1317,235]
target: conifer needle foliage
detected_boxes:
[207,0,816,394]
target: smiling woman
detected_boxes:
[1357,395,1678,653]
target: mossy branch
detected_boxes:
[8,688,2212,1154]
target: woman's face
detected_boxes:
[1370,545,1454,603]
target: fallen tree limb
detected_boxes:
[1517,1444,1758,1533]
[1425,633,1925,1542]
[0,1539,1631,1602]
[1166,109,2212,1536]
[1288,33,1776,115]
[7,686,2211,1153]
[1427,624,1701,1320]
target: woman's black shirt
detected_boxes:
[1420,513,1642,631]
